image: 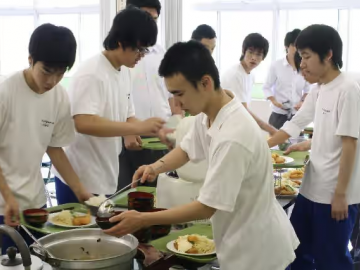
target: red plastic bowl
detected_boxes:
[23,209,49,227]
[128,192,154,212]
[148,208,171,239]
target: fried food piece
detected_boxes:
[186,247,199,254]
[271,153,279,159]
[274,185,296,195]
[291,179,302,186]
[73,211,91,226]
[275,156,286,164]
[290,170,304,179]
[188,235,199,243]
[174,242,178,250]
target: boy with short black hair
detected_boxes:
[103,40,299,270]
[191,24,217,55]
[222,33,277,135]
[263,29,310,129]
[54,7,165,204]
[269,24,360,270]
[0,23,92,253]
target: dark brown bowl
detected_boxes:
[96,211,122,230]
[148,208,171,239]
[23,209,49,227]
[128,192,154,212]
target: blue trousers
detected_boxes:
[0,206,46,255]
[289,194,358,270]
[55,177,110,205]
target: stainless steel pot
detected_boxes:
[30,229,138,270]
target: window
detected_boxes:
[220,11,273,85]
[182,0,218,64]
[277,9,339,59]
[347,9,360,73]
[0,0,100,88]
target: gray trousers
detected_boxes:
[117,138,168,190]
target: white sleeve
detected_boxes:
[68,76,104,116]
[281,87,318,137]
[222,74,247,103]
[262,64,277,99]
[336,83,360,139]
[180,117,206,162]
[49,90,75,147]
[198,141,250,212]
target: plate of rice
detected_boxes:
[167,234,216,256]
[48,210,96,228]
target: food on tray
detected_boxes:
[174,234,215,254]
[281,169,304,180]
[291,179,302,186]
[271,153,286,164]
[51,210,91,226]
[85,194,107,207]
[274,184,297,196]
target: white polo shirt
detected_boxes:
[263,58,310,115]
[0,71,75,214]
[53,53,135,195]
[282,73,360,204]
[221,63,254,104]
[181,98,299,270]
[131,44,172,121]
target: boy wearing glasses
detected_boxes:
[53,7,165,204]
[118,0,182,190]
[222,33,277,135]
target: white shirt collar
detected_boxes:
[202,98,241,138]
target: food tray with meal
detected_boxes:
[274,168,304,198]
[21,203,96,234]
[150,224,216,264]
[271,150,309,169]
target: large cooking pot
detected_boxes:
[30,229,138,270]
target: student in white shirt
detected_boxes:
[118,0,182,190]
[222,33,277,135]
[0,24,92,253]
[263,29,310,129]
[103,41,299,270]
[53,7,165,204]
[191,24,217,55]
[268,24,360,270]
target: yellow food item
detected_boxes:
[174,234,215,254]
[51,210,73,226]
[73,211,91,226]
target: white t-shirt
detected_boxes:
[0,71,75,214]
[53,53,135,195]
[181,98,299,270]
[263,58,310,115]
[131,44,172,121]
[282,73,360,204]
[221,63,254,104]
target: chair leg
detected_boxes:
[45,164,53,207]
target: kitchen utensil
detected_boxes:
[30,228,139,270]
[0,225,51,270]
[127,191,154,212]
[97,179,141,218]
[304,155,310,166]
[22,209,49,227]
[20,225,55,259]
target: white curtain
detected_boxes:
[163,0,183,50]
[100,0,117,44]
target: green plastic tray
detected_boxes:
[150,224,216,264]
[20,203,97,235]
[113,186,156,207]
[142,137,168,151]
[272,150,309,169]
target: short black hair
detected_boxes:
[159,41,220,89]
[296,24,343,69]
[103,6,157,50]
[240,33,269,61]
[126,0,161,16]
[29,23,77,70]
[284,28,301,47]
[294,51,301,72]
[191,24,217,41]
